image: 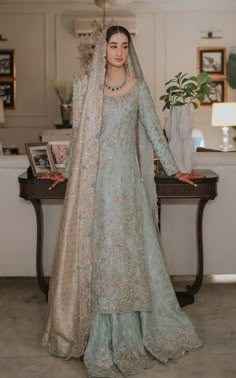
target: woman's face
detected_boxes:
[106,32,129,68]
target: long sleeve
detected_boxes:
[64,76,88,177]
[138,80,178,176]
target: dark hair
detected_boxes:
[106,25,131,44]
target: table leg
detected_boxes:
[30,199,49,297]
[186,198,210,295]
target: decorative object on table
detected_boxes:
[49,141,70,170]
[197,47,226,76]
[54,80,73,127]
[160,71,213,172]
[25,142,56,177]
[211,102,236,151]
[0,49,16,109]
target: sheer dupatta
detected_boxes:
[42,28,157,358]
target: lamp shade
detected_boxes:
[212,102,236,127]
[0,100,4,124]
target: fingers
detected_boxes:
[189,173,205,179]
[49,179,60,190]
[178,177,197,187]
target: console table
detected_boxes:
[155,169,218,306]
[18,169,218,306]
[18,173,66,297]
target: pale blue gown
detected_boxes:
[83,80,201,377]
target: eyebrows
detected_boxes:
[108,41,128,46]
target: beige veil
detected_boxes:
[42,27,157,358]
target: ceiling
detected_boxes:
[0,0,236,12]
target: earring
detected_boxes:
[104,56,107,70]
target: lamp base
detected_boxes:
[220,126,232,152]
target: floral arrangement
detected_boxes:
[54,80,73,104]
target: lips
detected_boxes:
[115,58,123,62]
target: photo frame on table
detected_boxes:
[0,81,16,109]
[0,49,15,78]
[197,47,226,76]
[49,141,70,169]
[25,142,56,177]
[200,79,227,106]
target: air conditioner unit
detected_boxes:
[73,17,137,36]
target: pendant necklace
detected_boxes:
[104,75,127,92]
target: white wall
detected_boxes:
[1,3,236,153]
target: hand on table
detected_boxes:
[175,171,205,187]
[38,172,66,190]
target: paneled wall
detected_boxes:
[0,3,236,152]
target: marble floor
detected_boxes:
[0,278,235,378]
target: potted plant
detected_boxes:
[54,80,73,127]
[160,72,214,172]
[160,71,213,110]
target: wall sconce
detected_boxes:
[200,30,223,39]
[212,102,236,151]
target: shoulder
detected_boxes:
[126,76,150,92]
[133,79,152,97]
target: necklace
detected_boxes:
[104,76,127,92]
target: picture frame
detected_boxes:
[49,141,70,169]
[200,79,227,106]
[0,80,16,109]
[197,47,226,76]
[25,142,56,177]
[0,49,15,78]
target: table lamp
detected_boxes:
[212,102,236,151]
[0,99,4,124]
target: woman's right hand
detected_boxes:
[38,172,66,190]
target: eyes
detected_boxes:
[109,44,129,50]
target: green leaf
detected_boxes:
[192,102,198,109]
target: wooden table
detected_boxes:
[155,169,218,306]
[18,173,66,297]
[18,169,218,306]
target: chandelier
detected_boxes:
[78,0,116,75]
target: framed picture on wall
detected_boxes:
[0,49,15,78]
[197,47,226,76]
[200,79,227,106]
[25,143,56,177]
[0,81,16,109]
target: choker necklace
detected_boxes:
[104,76,127,92]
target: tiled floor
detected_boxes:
[0,278,236,378]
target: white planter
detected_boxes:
[166,104,196,173]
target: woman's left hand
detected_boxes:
[175,171,205,187]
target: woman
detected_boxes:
[42,26,202,377]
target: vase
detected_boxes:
[60,103,72,126]
[165,104,196,173]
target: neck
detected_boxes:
[105,66,126,83]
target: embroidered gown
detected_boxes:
[82,79,201,377]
